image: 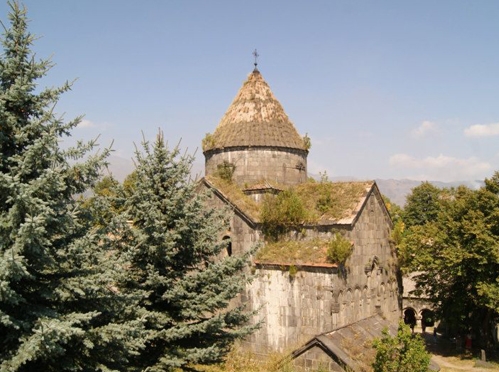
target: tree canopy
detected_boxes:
[0,2,142,370]
[372,322,431,372]
[115,132,257,371]
[402,181,442,228]
[400,174,499,346]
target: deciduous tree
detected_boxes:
[372,322,430,372]
[402,181,442,228]
[401,175,499,346]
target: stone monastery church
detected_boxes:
[200,65,402,371]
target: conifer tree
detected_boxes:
[0,2,142,370]
[120,132,257,371]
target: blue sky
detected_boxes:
[2,1,499,182]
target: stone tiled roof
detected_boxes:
[292,315,440,371]
[204,70,307,151]
[292,315,396,371]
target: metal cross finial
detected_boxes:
[253,49,259,70]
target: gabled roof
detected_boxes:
[291,315,440,371]
[203,70,307,152]
[291,315,395,371]
[204,176,378,226]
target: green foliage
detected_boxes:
[326,233,353,265]
[382,195,404,224]
[261,189,307,241]
[117,131,258,371]
[372,322,431,372]
[391,220,405,252]
[82,175,125,226]
[0,3,141,370]
[202,132,215,151]
[403,182,442,228]
[288,264,298,277]
[316,175,333,213]
[217,160,236,182]
[400,175,499,344]
[123,169,138,197]
[302,133,311,150]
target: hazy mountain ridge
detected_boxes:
[375,179,485,207]
[105,157,483,208]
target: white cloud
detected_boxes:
[464,123,499,137]
[389,153,491,181]
[411,120,438,138]
[77,119,96,129]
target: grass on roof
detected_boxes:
[205,175,260,220]
[206,176,371,225]
[294,181,370,221]
[255,238,331,265]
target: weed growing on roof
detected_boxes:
[216,160,236,182]
[261,189,308,241]
[202,132,215,151]
[206,176,260,219]
[327,233,353,264]
[255,239,329,265]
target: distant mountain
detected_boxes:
[105,158,482,208]
[105,155,135,181]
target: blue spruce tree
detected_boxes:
[120,132,257,371]
[0,2,143,370]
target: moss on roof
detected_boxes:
[255,239,333,266]
[294,181,372,223]
[204,175,261,221]
[204,70,307,152]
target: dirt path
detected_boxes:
[420,328,499,371]
[431,353,497,372]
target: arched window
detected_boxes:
[223,236,232,257]
[404,308,417,331]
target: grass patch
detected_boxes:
[195,344,334,372]
[206,175,260,220]
[294,181,370,221]
[256,238,332,265]
[206,177,371,227]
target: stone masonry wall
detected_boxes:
[243,189,401,355]
[205,147,307,186]
[202,182,261,257]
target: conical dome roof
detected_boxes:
[204,70,306,152]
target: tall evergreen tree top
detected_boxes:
[120,132,258,371]
[0,3,142,370]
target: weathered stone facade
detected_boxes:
[205,147,307,186]
[243,186,400,355]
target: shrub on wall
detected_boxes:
[202,132,215,151]
[261,189,307,241]
[216,160,236,182]
[326,233,353,264]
